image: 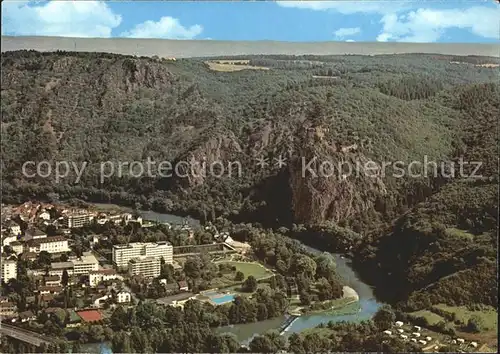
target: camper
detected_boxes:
[412,332,421,338]
[470,342,478,348]
[457,338,465,344]
[426,336,432,341]
[419,340,427,346]
[397,329,404,333]
[383,330,392,336]
[400,334,408,340]
[414,325,421,331]
[395,321,404,327]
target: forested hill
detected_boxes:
[2,51,498,229]
[2,50,499,310]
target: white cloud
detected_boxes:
[377,7,500,42]
[345,39,356,42]
[276,1,409,14]
[1,0,122,37]
[334,27,361,39]
[121,16,202,39]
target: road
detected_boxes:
[0,323,52,347]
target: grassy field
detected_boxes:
[205,60,270,72]
[219,261,273,280]
[408,309,446,326]
[209,260,273,288]
[433,304,498,331]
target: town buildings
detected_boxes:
[63,211,94,228]
[27,236,70,254]
[112,241,173,269]
[128,256,161,278]
[10,241,23,255]
[117,290,131,303]
[7,220,21,236]
[1,258,17,281]
[49,252,99,276]
[2,234,17,247]
[71,252,99,274]
[24,227,47,241]
[89,269,121,287]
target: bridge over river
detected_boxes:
[0,323,53,347]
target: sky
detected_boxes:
[1,1,499,43]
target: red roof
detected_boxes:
[77,310,102,322]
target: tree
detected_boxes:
[249,335,274,353]
[112,331,131,353]
[299,291,312,306]
[242,276,258,292]
[288,333,305,354]
[61,270,69,287]
[314,253,336,279]
[38,251,52,267]
[290,254,316,278]
[373,305,396,330]
[466,315,483,333]
[235,271,245,281]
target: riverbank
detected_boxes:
[289,286,360,316]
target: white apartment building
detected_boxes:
[63,212,94,228]
[71,252,99,274]
[128,257,161,278]
[27,236,70,254]
[113,241,173,269]
[89,269,121,287]
[1,258,17,282]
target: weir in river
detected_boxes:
[278,316,299,335]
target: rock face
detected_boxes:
[289,123,387,224]
[174,132,243,188]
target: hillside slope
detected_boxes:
[2,51,498,229]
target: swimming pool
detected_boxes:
[211,294,236,305]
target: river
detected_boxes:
[217,249,381,343]
[81,207,381,353]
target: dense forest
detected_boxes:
[1,51,498,327]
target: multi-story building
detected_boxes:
[49,252,99,276]
[44,275,61,286]
[128,256,161,278]
[63,211,94,228]
[27,236,70,254]
[89,269,121,287]
[1,258,17,282]
[0,302,17,317]
[49,262,74,277]
[71,252,99,274]
[112,241,173,269]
